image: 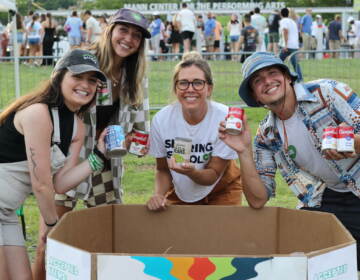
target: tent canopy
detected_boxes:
[0,0,16,12]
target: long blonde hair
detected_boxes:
[90,22,147,105]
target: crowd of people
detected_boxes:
[0,6,360,280]
[0,7,357,65]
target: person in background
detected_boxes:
[213,15,223,58]
[219,51,360,271]
[64,11,83,50]
[168,14,182,57]
[41,12,57,66]
[347,17,356,58]
[239,13,259,63]
[311,14,327,60]
[0,48,107,280]
[26,14,43,66]
[227,14,241,61]
[176,2,196,53]
[251,7,267,51]
[147,52,242,211]
[32,8,151,280]
[149,12,162,61]
[278,7,303,82]
[7,13,26,57]
[84,10,102,45]
[327,15,344,59]
[98,15,108,32]
[267,9,280,55]
[204,12,216,55]
[300,8,313,59]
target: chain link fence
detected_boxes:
[1,50,360,110]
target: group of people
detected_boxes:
[0,11,58,66]
[0,7,360,280]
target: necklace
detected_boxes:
[281,119,297,160]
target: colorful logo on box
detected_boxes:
[130,256,272,279]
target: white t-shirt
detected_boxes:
[276,97,348,193]
[86,16,102,43]
[279,17,299,49]
[149,101,238,202]
[177,8,196,33]
[228,22,241,37]
[26,21,42,39]
[251,14,267,34]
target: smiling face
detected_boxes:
[175,65,213,115]
[61,71,99,111]
[111,23,143,60]
[249,66,292,108]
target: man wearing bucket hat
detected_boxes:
[219,52,360,269]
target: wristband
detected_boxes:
[88,152,105,172]
[45,219,58,227]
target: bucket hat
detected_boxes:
[110,8,151,38]
[238,52,298,107]
[53,49,107,82]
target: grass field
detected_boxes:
[1,56,360,109]
[1,57,355,261]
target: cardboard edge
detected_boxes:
[91,254,97,280]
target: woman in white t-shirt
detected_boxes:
[227,14,242,61]
[26,14,43,66]
[147,52,242,210]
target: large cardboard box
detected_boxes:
[47,205,357,280]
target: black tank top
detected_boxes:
[0,105,74,163]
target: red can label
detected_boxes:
[225,107,244,135]
[337,126,354,152]
[129,130,149,156]
[321,127,337,150]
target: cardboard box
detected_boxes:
[47,205,358,280]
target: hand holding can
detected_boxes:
[225,107,244,135]
[105,125,127,158]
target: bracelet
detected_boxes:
[88,152,104,172]
[93,146,107,162]
[45,219,58,227]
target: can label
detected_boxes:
[321,127,337,150]
[225,107,244,135]
[105,125,127,158]
[129,130,149,156]
[173,137,192,163]
[337,126,354,152]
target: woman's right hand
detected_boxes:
[218,114,252,154]
[147,194,167,211]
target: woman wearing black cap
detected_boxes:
[0,49,108,280]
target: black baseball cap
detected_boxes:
[110,8,151,39]
[53,49,107,82]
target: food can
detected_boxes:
[337,126,354,153]
[225,107,244,135]
[321,127,337,151]
[173,137,192,163]
[105,125,127,158]
[129,130,149,156]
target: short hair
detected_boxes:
[72,11,77,17]
[280,8,289,18]
[182,3,187,8]
[335,14,341,21]
[244,13,251,23]
[254,7,260,14]
[85,10,92,16]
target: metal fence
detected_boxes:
[1,50,360,110]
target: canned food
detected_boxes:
[173,137,192,163]
[337,126,354,153]
[129,129,149,156]
[321,127,337,151]
[225,107,244,135]
[105,125,127,158]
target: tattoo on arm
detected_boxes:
[29,147,40,182]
